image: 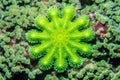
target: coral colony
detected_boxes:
[1,0,120,80]
[26,5,94,72]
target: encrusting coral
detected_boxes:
[26,5,95,72]
[1,0,120,79]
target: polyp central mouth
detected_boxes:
[51,29,69,46]
[57,34,64,41]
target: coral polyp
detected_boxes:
[26,5,94,72]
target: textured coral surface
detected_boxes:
[0,0,120,80]
[26,5,94,72]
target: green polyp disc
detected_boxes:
[26,5,94,73]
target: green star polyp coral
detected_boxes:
[26,5,94,72]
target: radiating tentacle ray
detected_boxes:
[47,8,60,29]
[26,30,50,43]
[38,46,56,70]
[62,6,76,29]
[54,47,67,72]
[35,16,53,32]
[68,40,91,54]
[29,41,52,58]
[67,15,89,32]
[70,29,94,41]
[64,45,82,68]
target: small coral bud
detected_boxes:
[81,29,95,41]
[69,56,83,68]
[35,16,48,29]
[54,58,67,73]
[47,8,59,19]
[79,44,92,56]
[75,15,89,28]
[29,46,41,59]
[38,58,53,70]
[26,30,40,43]
[62,5,76,20]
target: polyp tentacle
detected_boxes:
[38,46,56,70]
[68,40,91,54]
[26,30,50,43]
[67,15,89,32]
[54,47,67,72]
[29,41,52,59]
[64,45,83,68]
[35,16,53,32]
[62,5,76,21]
[62,5,76,29]
[75,15,89,28]
[47,8,60,29]
[70,29,94,41]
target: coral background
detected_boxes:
[0,0,120,80]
